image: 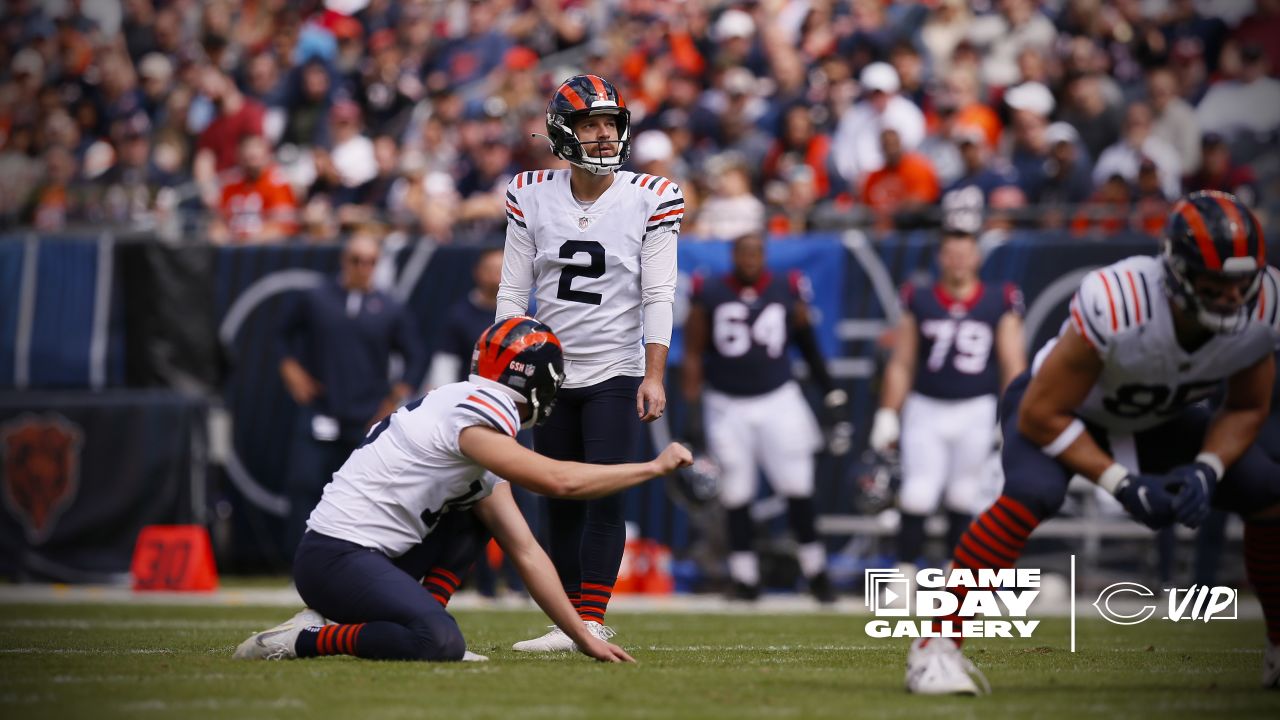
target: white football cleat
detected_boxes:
[1264,643,1279,689]
[511,621,617,653]
[905,638,990,696]
[234,608,325,660]
[461,650,489,662]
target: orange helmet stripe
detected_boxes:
[559,84,588,111]
[1211,194,1248,260]
[587,74,608,102]
[1175,200,1221,271]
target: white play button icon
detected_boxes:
[883,587,899,605]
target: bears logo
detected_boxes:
[2,414,82,544]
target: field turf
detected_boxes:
[1,603,1276,719]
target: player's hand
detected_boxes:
[1113,473,1178,530]
[869,408,900,453]
[281,359,323,406]
[653,442,694,475]
[1166,461,1218,529]
[579,637,635,663]
[636,377,666,422]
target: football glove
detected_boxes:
[869,408,900,453]
[1166,461,1218,529]
[1113,472,1178,530]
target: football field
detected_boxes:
[1,601,1276,719]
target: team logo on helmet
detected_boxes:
[542,74,631,176]
[2,414,82,544]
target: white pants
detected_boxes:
[899,392,998,516]
[705,381,822,509]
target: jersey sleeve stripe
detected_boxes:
[630,174,643,184]
[1070,307,1098,349]
[1138,272,1154,318]
[1109,271,1131,327]
[655,198,683,211]
[536,170,545,183]
[506,212,527,229]
[1097,272,1120,331]
[1124,271,1144,324]
[506,190,519,205]
[505,202,524,217]
[657,179,671,194]
[646,176,662,190]
[466,395,516,435]
[458,404,505,434]
[648,207,685,222]
[516,173,524,188]
[473,388,520,429]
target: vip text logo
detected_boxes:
[1092,583,1237,625]
[863,567,1042,639]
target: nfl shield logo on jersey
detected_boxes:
[578,215,590,230]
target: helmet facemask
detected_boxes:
[1163,252,1262,334]
[546,107,631,176]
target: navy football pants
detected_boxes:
[292,510,486,661]
[533,375,641,623]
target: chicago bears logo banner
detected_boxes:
[1,413,82,545]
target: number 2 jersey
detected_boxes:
[691,271,808,396]
[497,169,682,388]
[904,280,1023,400]
[306,380,521,557]
[1034,254,1280,433]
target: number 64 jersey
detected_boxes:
[1034,254,1280,433]
[497,170,682,388]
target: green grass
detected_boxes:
[0,604,1276,719]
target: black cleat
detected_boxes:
[809,571,837,604]
[730,581,760,602]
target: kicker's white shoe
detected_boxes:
[905,638,990,695]
[1264,643,1279,689]
[233,608,325,660]
[511,621,616,652]
[462,650,489,662]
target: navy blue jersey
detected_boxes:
[692,271,807,396]
[905,281,1022,400]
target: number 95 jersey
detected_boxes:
[500,170,682,387]
[692,271,809,396]
[905,280,1023,400]
[1035,254,1280,433]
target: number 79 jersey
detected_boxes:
[1034,254,1280,433]
[904,281,1023,400]
[691,271,806,396]
[501,169,682,387]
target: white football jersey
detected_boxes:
[498,169,682,387]
[1032,255,1280,433]
[306,380,520,557]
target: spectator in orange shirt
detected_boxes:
[862,129,941,230]
[215,134,298,244]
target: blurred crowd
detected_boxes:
[2,0,1278,245]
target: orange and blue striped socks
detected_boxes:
[296,623,365,657]
[423,568,461,607]
[579,582,613,625]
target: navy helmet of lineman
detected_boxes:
[542,74,632,175]
[1161,189,1266,334]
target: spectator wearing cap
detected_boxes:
[1059,74,1123,163]
[1148,66,1202,175]
[281,59,334,148]
[1093,102,1182,200]
[195,65,266,202]
[696,155,765,240]
[762,104,836,200]
[1004,81,1056,194]
[1196,43,1280,139]
[711,8,767,78]
[215,134,298,244]
[1032,122,1093,212]
[336,135,403,225]
[862,128,940,231]
[137,52,174,123]
[966,0,1057,89]
[354,29,422,139]
[940,125,1024,230]
[832,62,926,186]
[1184,133,1258,205]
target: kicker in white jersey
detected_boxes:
[1033,255,1280,433]
[497,169,681,387]
[305,380,519,557]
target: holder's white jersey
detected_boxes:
[497,169,681,387]
[1032,255,1280,433]
[306,380,519,557]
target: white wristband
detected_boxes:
[1195,452,1224,481]
[1097,463,1131,495]
[1041,418,1085,458]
